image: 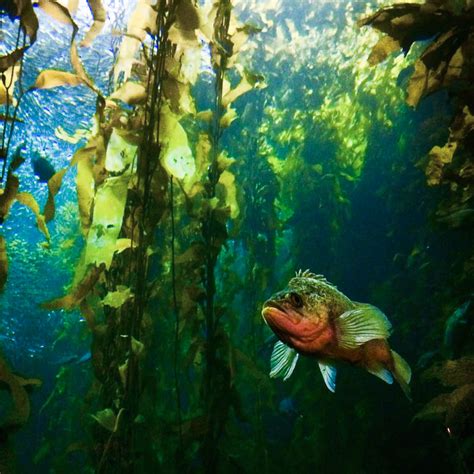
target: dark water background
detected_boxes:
[0,0,472,473]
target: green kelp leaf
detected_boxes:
[102,285,134,309]
[109,81,146,105]
[220,107,237,128]
[222,69,266,107]
[217,170,239,219]
[30,70,83,90]
[131,337,144,357]
[84,175,130,268]
[0,236,7,292]
[119,359,128,387]
[41,264,102,311]
[44,167,68,222]
[84,130,137,269]
[15,192,50,242]
[159,106,195,182]
[81,0,107,47]
[114,238,132,254]
[91,408,119,432]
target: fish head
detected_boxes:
[262,273,330,347]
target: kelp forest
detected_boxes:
[0,0,473,472]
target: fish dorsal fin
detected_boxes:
[336,303,392,349]
[318,360,337,392]
[270,341,299,381]
[295,269,333,285]
[366,365,393,384]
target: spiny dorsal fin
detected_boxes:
[295,269,332,285]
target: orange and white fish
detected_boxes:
[262,270,412,398]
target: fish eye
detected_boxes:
[288,292,303,308]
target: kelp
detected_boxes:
[415,357,474,437]
[0,353,41,433]
[360,0,474,216]
[0,236,7,292]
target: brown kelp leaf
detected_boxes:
[30,70,83,90]
[113,0,157,83]
[81,0,107,47]
[358,3,454,55]
[424,106,474,185]
[414,384,474,423]
[0,172,20,223]
[74,143,96,234]
[15,192,50,241]
[368,36,401,65]
[70,42,98,94]
[41,264,102,310]
[423,356,474,387]
[109,81,146,105]
[0,65,21,105]
[38,0,76,25]
[0,1,38,72]
[0,236,7,292]
[0,356,33,431]
[176,0,201,30]
[406,28,461,107]
[79,300,96,330]
[44,167,68,222]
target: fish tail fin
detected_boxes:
[391,350,412,401]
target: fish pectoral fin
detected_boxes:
[335,303,392,349]
[270,341,299,381]
[318,360,337,393]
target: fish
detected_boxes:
[32,153,55,183]
[261,270,412,399]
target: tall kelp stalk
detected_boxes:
[200,2,232,470]
[91,6,173,473]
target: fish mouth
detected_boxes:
[262,300,302,333]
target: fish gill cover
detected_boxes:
[0,0,472,473]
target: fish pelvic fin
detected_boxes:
[336,303,392,349]
[270,341,299,381]
[318,360,337,393]
[366,364,393,385]
[391,350,412,401]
